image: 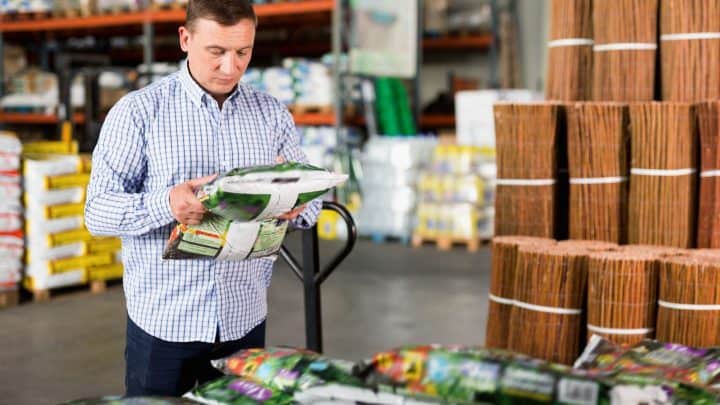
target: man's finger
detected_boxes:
[276,156,286,164]
[187,174,218,188]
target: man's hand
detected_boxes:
[278,204,306,221]
[170,174,216,225]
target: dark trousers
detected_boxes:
[125,316,266,397]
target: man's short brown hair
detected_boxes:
[186,0,258,30]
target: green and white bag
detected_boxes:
[164,163,347,261]
[197,162,347,222]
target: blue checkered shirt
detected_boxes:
[85,61,321,343]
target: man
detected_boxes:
[85,0,320,397]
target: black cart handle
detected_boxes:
[278,201,356,353]
[279,201,357,286]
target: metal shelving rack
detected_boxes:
[0,0,499,134]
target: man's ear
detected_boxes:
[179,26,190,52]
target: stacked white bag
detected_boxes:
[0,132,23,295]
[23,153,123,292]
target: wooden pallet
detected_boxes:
[30,280,117,303]
[0,289,19,309]
[411,233,487,253]
[369,232,410,245]
[288,104,334,115]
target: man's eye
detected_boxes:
[210,49,224,56]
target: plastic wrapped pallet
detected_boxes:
[415,144,495,243]
[356,137,436,239]
[23,152,123,293]
[0,132,23,296]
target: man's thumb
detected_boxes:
[187,174,218,188]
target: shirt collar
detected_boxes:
[179,59,242,109]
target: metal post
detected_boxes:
[332,0,342,146]
[302,226,322,352]
[489,0,500,89]
[143,20,155,72]
[413,0,423,131]
[0,33,5,97]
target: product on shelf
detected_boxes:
[493,102,564,238]
[0,132,23,297]
[485,236,557,350]
[592,0,658,101]
[22,149,123,292]
[545,0,593,101]
[356,137,436,239]
[566,102,629,243]
[697,101,720,248]
[661,0,720,102]
[657,254,720,347]
[586,250,660,345]
[414,144,495,242]
[628,102,697,248]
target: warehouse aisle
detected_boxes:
[0,239,490,403]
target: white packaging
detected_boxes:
[455,89,542,148]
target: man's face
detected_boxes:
[179,17,255,97]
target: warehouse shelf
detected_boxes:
[423,34,493,51]
[0,112,85,124]
[0,0,334,33]
[419,114,455,128]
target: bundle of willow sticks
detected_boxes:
[697,101,720,248]
[628,102,698,248]
[546,0,593,101]
[660,0,720,101]
[657,254,720,347]
[587,249,659,345]
[592,0,658,101]
[493,103,563,238]
[485,236,556,349]
[507,242,614,365]
[566,103,629,243]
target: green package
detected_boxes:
[183,376,294,405]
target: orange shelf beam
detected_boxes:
[0,0,334,32]
[423,34,493,50]
[420,114,455,128]
[0,112,85,124]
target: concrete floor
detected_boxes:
[0,238,490,404]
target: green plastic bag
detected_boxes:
[183,376,293,405]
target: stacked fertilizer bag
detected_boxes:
[0,133,24,298]
[174,344,720,404]
[163,162,347,261]
[23,151,123,293]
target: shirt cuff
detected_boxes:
[291,199,321,230]
[146,186,175,228]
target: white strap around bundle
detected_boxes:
[513,299,582,315]
[496,178,556,186]
[488,293,515,306]
[593,43,657,52]
[661,32,720,41]
[548,38,594,48]
[570,176,627,185]
[659,300,720,311]
[587,324,654,336]
[631,168,696,177]
[488,294,582,315]
[701,170,720,178]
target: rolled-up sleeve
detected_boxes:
[275,106,322,229]
[85,96,176,237]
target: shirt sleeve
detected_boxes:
[85,96,176,237]
[275,106,322,230]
